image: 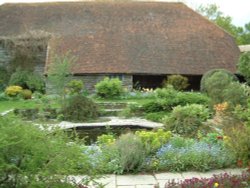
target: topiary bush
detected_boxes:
[200,69,238,92]
[5,85,23,97]
[163,104,211,137]
[163,74,189,91]
[61,95,99,122]
[95,77,124,98]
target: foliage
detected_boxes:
[163,104,210,137]
[223,124,250,166]
[145,112,169,122]
[0,92,9,101]
[20,89,32,100]
[155,87,210,105]
[95,77,124,98]
[61,95,99,122]
[197,4,249,44]
[26,73,45,93]
[155,85,178,99]
[97,134,116,146]
[114,133,146,173]
[135,129,172,154]
[163,74,189,91]
[154,137,235,172]
[233,100,250,127]
[4,85,23,97]
[200,69,237,93]
[66,79,84,95]
[223,82,248,107]
[8,69,30,89]
[201,70,246,106]
[0,66,10,91]
[140,89,210,116]
[238,52,250,85]
[47,53,76,105]
[165,171,250,188]
[9,69,45,92]
[0,116,95,188]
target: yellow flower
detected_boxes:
[214,182,219,187]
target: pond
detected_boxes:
[65,125,153,145]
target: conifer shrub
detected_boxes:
[61,95,99,122]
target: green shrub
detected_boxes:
[224,124,250,166]
[97,134,116,146]
[9,69,29,88]
[145,112,169,122]
[163,74,189,91]
[95,77,124,98]
[200,69,238,92]
[223,82,248,107]
[5,85,23,97]
[238,52,250,85]
[135,129,172,154]
[0,116,95,188]
[175,92,210,106]
[163,104,211,137]
[9,69,45,92]
[21,89,32,99]
[26,73,45,93]
[61,95,99,122]
[115,133,146,173]
[155,86,178,99]
[66,79,84,95]
[142,90,210,114]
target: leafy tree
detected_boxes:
[238,52,250,84]
[47,53,76,105]
[197,4,248,44]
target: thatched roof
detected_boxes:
[0,2,240,75]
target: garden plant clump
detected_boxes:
[165,170,250,188]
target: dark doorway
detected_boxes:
[132,74,202,91]
[133,75,166,89]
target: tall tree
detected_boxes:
[196,4,249,45]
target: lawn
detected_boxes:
[0,100,39,113]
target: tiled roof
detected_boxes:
[0,2,240,74]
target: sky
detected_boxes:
[0,0,249,26]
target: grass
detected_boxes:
[0,100,39,113]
